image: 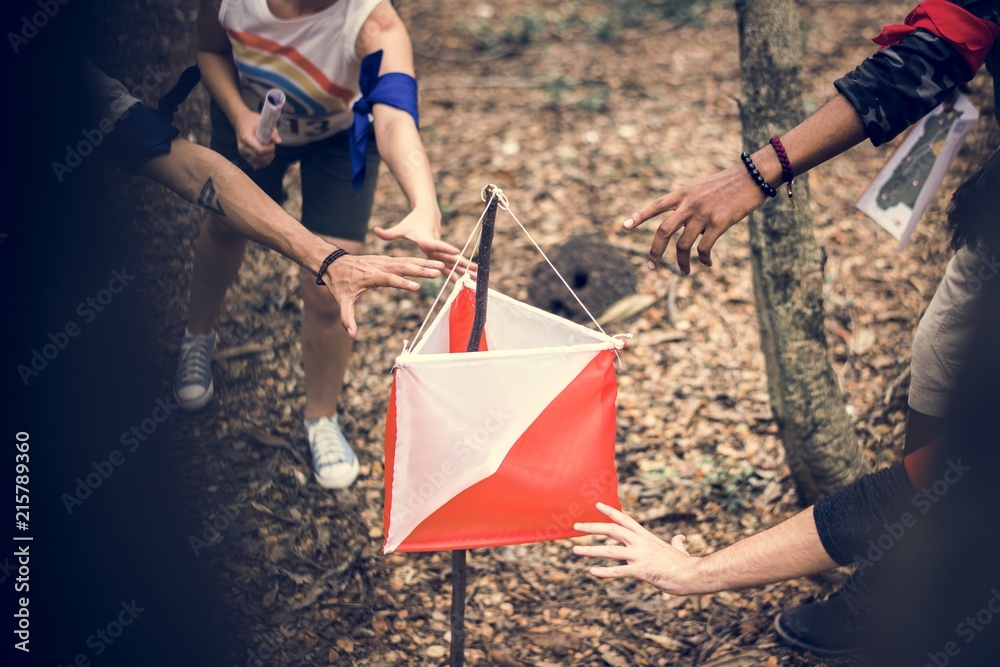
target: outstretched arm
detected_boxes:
[624,93,866,275]
[356,1,474,277]
[626,0,1000,275]
[139,138,444,337]
[573,502,836,596]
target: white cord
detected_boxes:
[408,185,625,363]
[406,192,497,353]
[504,204,612,339]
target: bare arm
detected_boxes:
[573,502,836,596]
[358,2,435,214]
[356,1,473,275]
[195,0,278,168]
[625,94,867,275]
[139,138,443,337]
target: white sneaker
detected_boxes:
[305,416,360,489]
[174,330,216,411]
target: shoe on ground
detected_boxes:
[305,416,360,489]
[174,330,216,411]
[774,571,876,657]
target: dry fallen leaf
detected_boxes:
[262,582,279,607]
[598,293,658,326]
[425,645,447,659]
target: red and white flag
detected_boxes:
[383,276,624,553]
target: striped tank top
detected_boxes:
[219,0,382,145]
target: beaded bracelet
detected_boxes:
[740,152,777,199]
[316,248,351,285]
[769,136,795,208]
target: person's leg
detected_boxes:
[903,408,946,456]
[173,213,248,410]
[905,245,984,453]
[299,235,363,421]
[298,244,363,489]
[298,131,379,487]
[174,100,290,410]
[774,566,878,656]
[775,247,985,655]
[187,213,248,335]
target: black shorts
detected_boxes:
[209,100,380,242]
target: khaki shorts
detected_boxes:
[909,246,999,417]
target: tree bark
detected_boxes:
[737,0,867,504]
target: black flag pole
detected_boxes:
[450,185,500,667]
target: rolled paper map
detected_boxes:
[254,89,286,145]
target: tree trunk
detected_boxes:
[737,0,867,504]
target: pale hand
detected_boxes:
[322,254,444,338]
[623,165,766,275]
[233,109,281,170]
[374,207,477,281]
[573,502,700,596]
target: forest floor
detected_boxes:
[95,0,997,665]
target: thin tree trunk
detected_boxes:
[737,0,867,504]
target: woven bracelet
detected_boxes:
[740,152,777,199]
[316,248,351,285]
[769,136,795,207]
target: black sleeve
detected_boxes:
[834,30,973,146]
[102,103,179,173]
[814,464,914,566]
[100,65,200,173]
[835,0,1000,146]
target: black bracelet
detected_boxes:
[316,248,351,285]
[740,152,778,199]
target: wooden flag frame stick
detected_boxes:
[450,186,499,667]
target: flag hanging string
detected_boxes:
[407,185,625,358]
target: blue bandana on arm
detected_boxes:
[351,50,420,192]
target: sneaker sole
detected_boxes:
[315,457,360,489]
[773,612,862,657]
[175,380,214,412]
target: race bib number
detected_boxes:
[243,87,351,145]
[275,111,351,145]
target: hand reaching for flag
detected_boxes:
[573,502,701,596]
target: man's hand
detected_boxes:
[374,207,477,281]
[573,502,700,596]
[622,165,765,275]
[322,254,444,338]
[233,108,280,170]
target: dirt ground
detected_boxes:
[92,0,998,664]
